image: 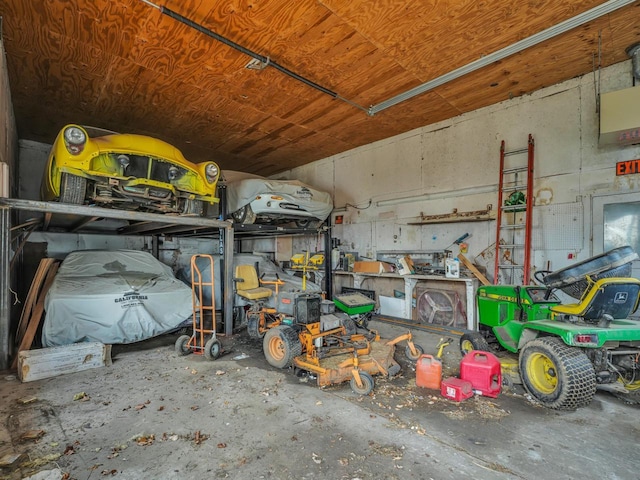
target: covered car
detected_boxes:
[42,250,193,347]
[221,170,333,227]
[41,124,220,216]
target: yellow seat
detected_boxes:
[551,277,640,319]
[235,265,273,301]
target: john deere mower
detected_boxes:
[460,246,640,409]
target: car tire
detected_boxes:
[519,337,596,410]
[59,173,87,205]
[295,218,320,229]
[182,198,204,216]
[232,204,257,224]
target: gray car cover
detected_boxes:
[222,170,333,221]
[42,250,193,347]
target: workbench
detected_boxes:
[333,271,478,330]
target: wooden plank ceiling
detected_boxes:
[1,0,639,176]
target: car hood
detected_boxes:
[92,134,195,167]
[223,173,333,221]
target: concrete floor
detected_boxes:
[1,320,639,480]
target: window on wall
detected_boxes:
[604,201,640,254]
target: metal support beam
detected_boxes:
[324,225,333,300]
[222,224,234,336]
[0,206,10,369]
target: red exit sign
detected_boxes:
[616,159,640,176]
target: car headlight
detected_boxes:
[63,126,87,155]
[205,163,219,183]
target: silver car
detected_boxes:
[221,170,333,227]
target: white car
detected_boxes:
[42,250,193,346]
[221,170,333,227]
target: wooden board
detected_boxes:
[15,258,56,344]
[12,262,60,369]
[17,342,112,383]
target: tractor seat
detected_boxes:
[551,277,640,321]
[234,265,273,301]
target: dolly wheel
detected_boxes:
[263,326,302,369]
[460,332,490,355]
[350,371,374,395]
[405,344,424,361]
[175,335,192,356]
[519,337,596,410]
[204,337,222,360]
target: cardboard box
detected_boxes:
[397,256,415,275]
[352,261,394,274]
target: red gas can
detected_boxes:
[416,354,442,389]
[459,350,501,398]
[441,377,474,402]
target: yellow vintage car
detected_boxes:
[40,125,220,216]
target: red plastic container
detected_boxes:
[459,350,501,398]
[441,377,474,402]
[416,354,442,389]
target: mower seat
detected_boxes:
[234,265,273,301]
[551,277,640,321]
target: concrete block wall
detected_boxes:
[283,60,640,275]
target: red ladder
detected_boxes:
[494,135,535,285]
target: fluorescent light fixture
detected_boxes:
[376,184,497,207]
[369,0,636,115]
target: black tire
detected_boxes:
[263,325,301,369]
[295,218,320,229]
[460,332,490,355]
[519,337,596,410]
[182,198,204,216]
[175,335,192,356]
[405,344,424,361]
[234,306,247,328]
[59,173,87,205]
[204,337,222,360]
[247,313,264,339]
[232,204,256,224]
[350,371,374,395]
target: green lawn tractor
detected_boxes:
[460,246,640,409]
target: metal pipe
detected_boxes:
[141,1,368,113]
[369,0,636,115]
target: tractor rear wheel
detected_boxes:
[519,337,596,410]
[460,332,490,355]
[263,326,302,369]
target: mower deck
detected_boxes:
[293,336,398,387]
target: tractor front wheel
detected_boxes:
[519,337,596,410]
[460,332,490,355]
[263,326,302,369]
[350,371,374,395]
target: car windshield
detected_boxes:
[82,125,119,138]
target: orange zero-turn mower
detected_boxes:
[256,293,424,394]
[175,254,222,360]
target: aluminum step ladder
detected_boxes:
[494,135,534,285]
